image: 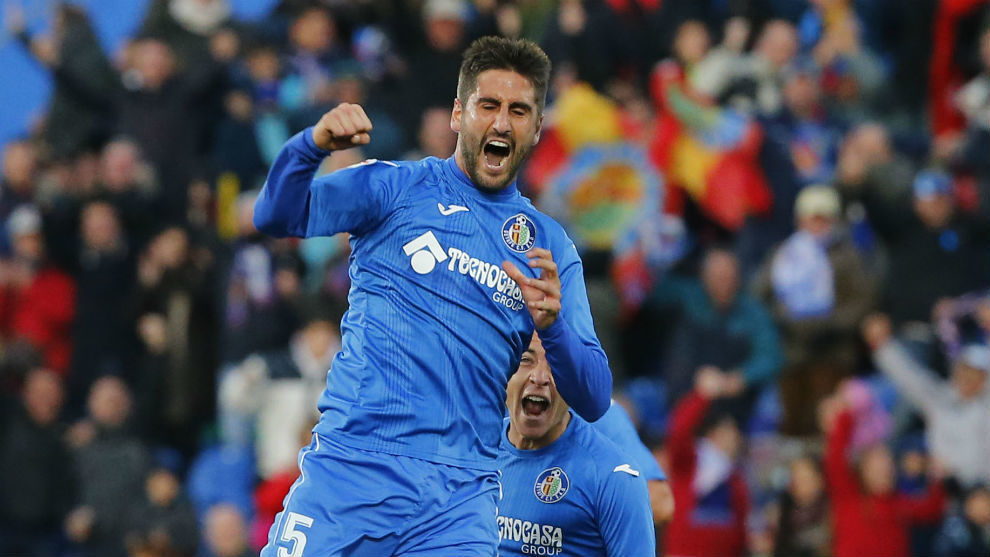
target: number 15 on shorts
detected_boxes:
[278,512,314,557]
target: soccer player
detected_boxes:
[593,401,675,525]
[252,37,612,557]
[498,333,655,556]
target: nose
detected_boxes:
[529,363,551,387]
[493,106,511,134]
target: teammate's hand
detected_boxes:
[312,103,373,151]
[503,248,561,330]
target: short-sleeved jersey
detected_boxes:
[592,401,667,482]
[253,130,611,471]
[497,414,656,556]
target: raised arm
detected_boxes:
[505,246,612,421]
[254,104,386,238]
[863,314,948,415]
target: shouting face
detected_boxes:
[506,333,571,450]
[451,69,543,192]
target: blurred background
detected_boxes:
[0,0,989,556]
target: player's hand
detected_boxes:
[502,248,561,330]
[312,103,373,151]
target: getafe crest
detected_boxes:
[534,467,569,504]
[502,214,536,252]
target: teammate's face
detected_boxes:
[506,334,570,450]
[451,69,543,192]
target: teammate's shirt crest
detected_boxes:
[533,467,569,503]
[502,214,536,252]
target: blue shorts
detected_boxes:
[260,433,500,557]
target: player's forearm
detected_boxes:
[254,128,326,237]
[539,316,612,422]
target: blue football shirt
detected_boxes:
[497,414,656,556]
[253,129,612,471]
[592,401,667,482]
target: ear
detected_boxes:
[533,114,544,145]
[450,98,462,133]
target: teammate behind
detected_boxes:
[498,333,655,557]
[253,36,611,556]
[593,400,675,525]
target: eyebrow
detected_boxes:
[476,97,534,113]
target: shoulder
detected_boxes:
[571,418,644,480]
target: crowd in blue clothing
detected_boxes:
[1,1,990,556]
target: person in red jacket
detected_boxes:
[0,206,75,375]
[821,385,947,557]
[664,367,749,557]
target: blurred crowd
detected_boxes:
[1,0,990,556]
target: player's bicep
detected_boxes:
[306,160,399,237]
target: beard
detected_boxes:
[458,131,535,193]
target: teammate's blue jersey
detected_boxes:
[254,129,612,471]
[497,414,655,557]
[592,401,667,482]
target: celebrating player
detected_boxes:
[498,333,655,556]
[252,37,612,557]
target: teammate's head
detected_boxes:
[505,333,571,450]
[452,37,550,192]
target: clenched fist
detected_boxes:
[312,103,374,151]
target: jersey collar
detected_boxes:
[443,156,520,203]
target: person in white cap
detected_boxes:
[863,313,990,487]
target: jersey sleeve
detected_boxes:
[593,404,667,482]
[539,239,613,422]
[595,459,656,557]
[253,127,400,238]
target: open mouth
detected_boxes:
[521,394,550,417]
[483,139,511,170]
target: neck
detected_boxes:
[508,412,571,451]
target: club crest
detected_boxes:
[533,467,569,504]
[502,214,536,252]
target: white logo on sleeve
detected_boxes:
[438,202,470,215]
[613,464,640,477]
[403,231,448,274]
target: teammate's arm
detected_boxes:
[254,103,391,238]
[504,247,612,421]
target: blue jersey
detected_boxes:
[254,130,612,471]
[497,414,656,557]
[592,401,667,482]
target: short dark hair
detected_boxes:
[457,36,551,114]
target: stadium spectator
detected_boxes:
[66,376,150,557]
[932,484,990,557]
[0,205,76,375]
[663,367,749,557]
[497,332,655,556]
[202,504,253,557]
[755,185,874,436]
[252,36,611,556]
[0,368,75,557]
[7,3,116,157]
[863,313,990,487]
[772,455,831,557]
[218,314,337,479]
[123,465,199,557]
[650,248,782,418]
[821,383,947,557]
[132,225,217,455]
[728,20,800,115]
[68,201,136,405]
[0,140,39,236]
[848,169,990,329]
